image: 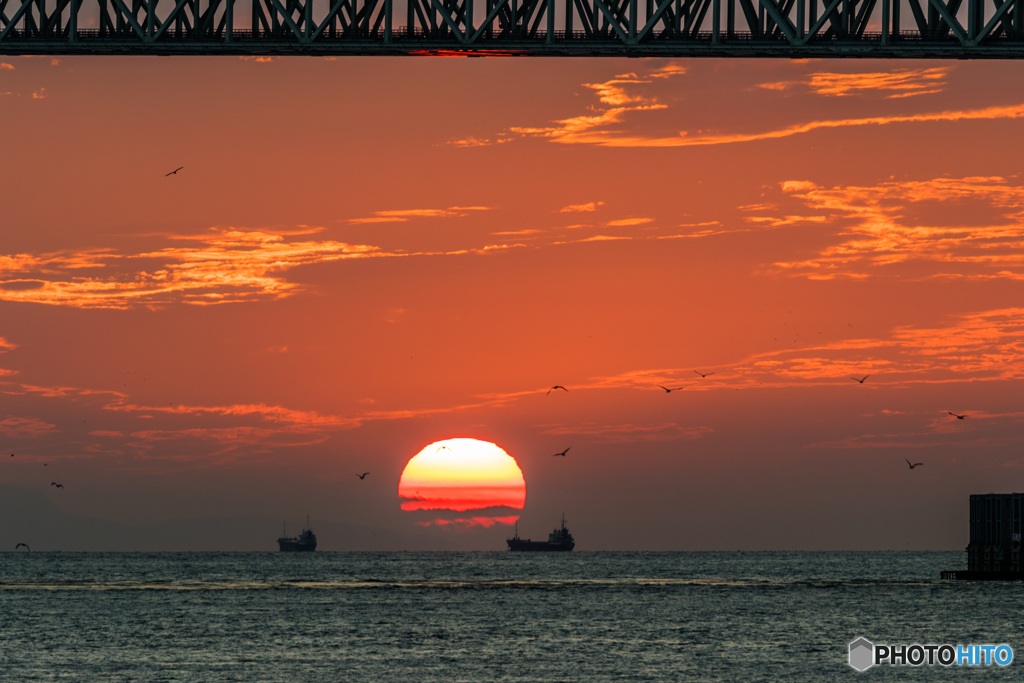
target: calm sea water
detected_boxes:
[1,551,1020,681]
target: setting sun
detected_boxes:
[398,439,526,522]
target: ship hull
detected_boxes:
[507,539,574,552]
[277,539,316,552]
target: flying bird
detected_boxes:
[552,447,571,457]
[50,482,63,489]
[356,472,370,480]
[547,386,568,395]
[436,445,454,453]
[693,371,714,378]
[657,385,683,393]
[948,412,967,420]
[905,459,924,469]
[851,376,869,384]
[15,543,29,551]
[165,166,184,176]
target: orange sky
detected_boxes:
[2,56,1024,550]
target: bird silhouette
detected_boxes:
[547,386,568,395]
[656,385,683,393]
[356,472,370,480]
[165,166,184,176]
[851,376,869,384]
[50,482,63,489]
[15,543,29,551]
[693,371,714,378]
[436,445,454,453]
[552,447,571,457]
[905,459,924,469]
[948,412,967,420]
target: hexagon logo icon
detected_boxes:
[849,638,874,671]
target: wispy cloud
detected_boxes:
[0,416,57,438]
[650,63,687,79]
[554,235,632,245]
[0,337,15,377]
[509,75,670,145]
[560,202,604,213]
[758,68,949,98]
[573,103,1024,148]
[505,65,1024,148]
[0,229,393,309]
[606,217,653,226]
[811,411,1024,449]
[491,229,543,236]
[347,207,491,224]
[772,176,1024,279]
[105,401,361,429]
[448,135,513,147]
[1,223,525,310]
[583,306,1024,392]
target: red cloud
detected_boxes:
[0,416,57,438]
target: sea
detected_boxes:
[1,551,1020,681]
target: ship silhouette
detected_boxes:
[278,516,317,552]
[507,514,575,551]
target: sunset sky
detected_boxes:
[2,55,1023,550]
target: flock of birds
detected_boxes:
[339,371,967,487]
[535,374,964,465]
[535,373,969,465]
[4,183,968,550]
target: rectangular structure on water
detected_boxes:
[942,493,1024,580]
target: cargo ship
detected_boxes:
[278,516,317,552]
[507,515,575,551]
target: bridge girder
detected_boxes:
[2,0,1024,55]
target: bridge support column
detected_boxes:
[712,0,720,43]
[881,0,888,44]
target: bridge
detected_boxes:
[2,0,1023,57]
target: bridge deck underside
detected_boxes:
[4,0,1024,56]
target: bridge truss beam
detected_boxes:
[3,0,1024,55]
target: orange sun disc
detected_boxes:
[398,438,526,512]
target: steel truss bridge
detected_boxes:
[2,0,1024,56]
